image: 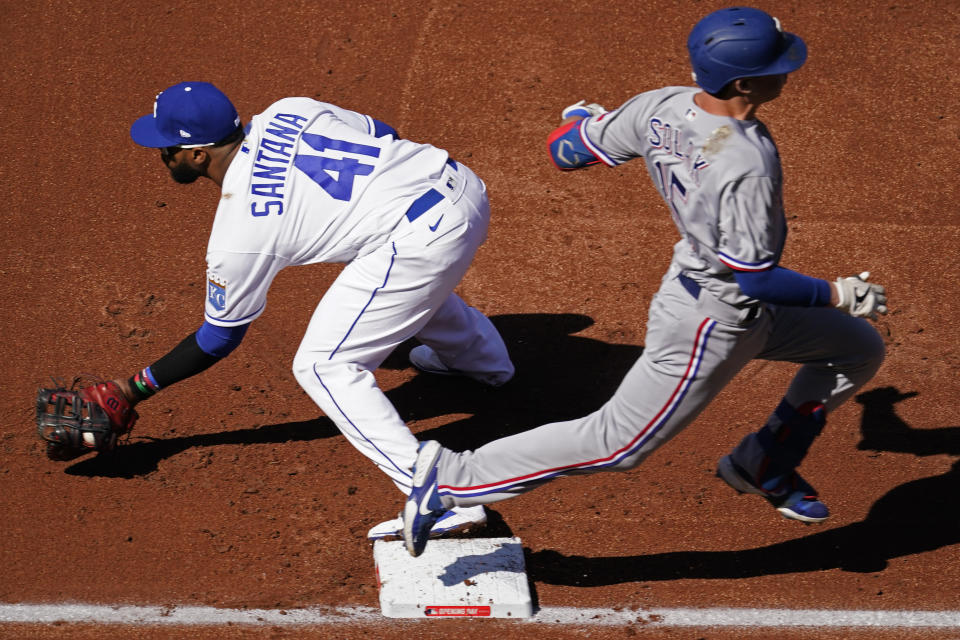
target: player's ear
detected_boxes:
[734,78,752,94]
[187,148,209,167]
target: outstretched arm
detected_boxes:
[733,266,831,306]
[118,320,249,404]
[734,268,887,320]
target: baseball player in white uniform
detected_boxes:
[403,7,888,557]
[119,82,514,540]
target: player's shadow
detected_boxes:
[64,313,641,478]
[525,386,960,585]
[438,540,526,586]
[383,313,642,451]
[63,418,344,478]
[854,386,960,456]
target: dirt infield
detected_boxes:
[2,1,958,638]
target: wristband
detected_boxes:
[128,367,160,401]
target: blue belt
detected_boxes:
[680,272,761,322]
[405,159,458,222]
[678,273,701,299]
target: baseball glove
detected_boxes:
[36,381,138,460]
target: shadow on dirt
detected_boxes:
[62,417,343,478]
[525,386,959,584]
[64,313,642,478]
[386,313,642,450]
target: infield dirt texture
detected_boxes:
[1,1,958,639]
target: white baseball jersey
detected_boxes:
[580,86,787,308]
[204,97,449,328]
[197,96,514,499]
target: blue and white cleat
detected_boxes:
[717,455,829,523]
[367,505,486,540]
[403,440,446,557]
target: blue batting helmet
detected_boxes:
[687,7,807,94]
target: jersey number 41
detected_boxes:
[293,133,380,202]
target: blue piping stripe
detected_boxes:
[205,302,266,325]
[314,365,412,480]
[330,242,398,359]
[309,243,411,480]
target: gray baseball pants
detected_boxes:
[433,272,885,507]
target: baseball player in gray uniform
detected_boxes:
[403,7,888,556]
[113,82,515,541]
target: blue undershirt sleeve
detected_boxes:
[734,266,832,306]
[370,118,398,140]
[142,317,250,393]
[195,320,250,357]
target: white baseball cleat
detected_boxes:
[367,504,487,540]
[409,345,512,387]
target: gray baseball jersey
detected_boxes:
[583,86,785,308]
[426,87,884,506]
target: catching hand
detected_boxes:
[36,381,138,460]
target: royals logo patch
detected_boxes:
[207,273,227,311]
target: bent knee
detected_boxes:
[293,351,369,389]
[292,351,336,386]
[846,320,886,380]
[291,354,315,388]
[862,322,887,369]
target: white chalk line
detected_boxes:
[1,603,959,628]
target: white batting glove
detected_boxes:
[561,99,607,120]
[834,271,888,320]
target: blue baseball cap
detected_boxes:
[130,82,240,148]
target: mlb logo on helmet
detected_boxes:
[130,81,241,148]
